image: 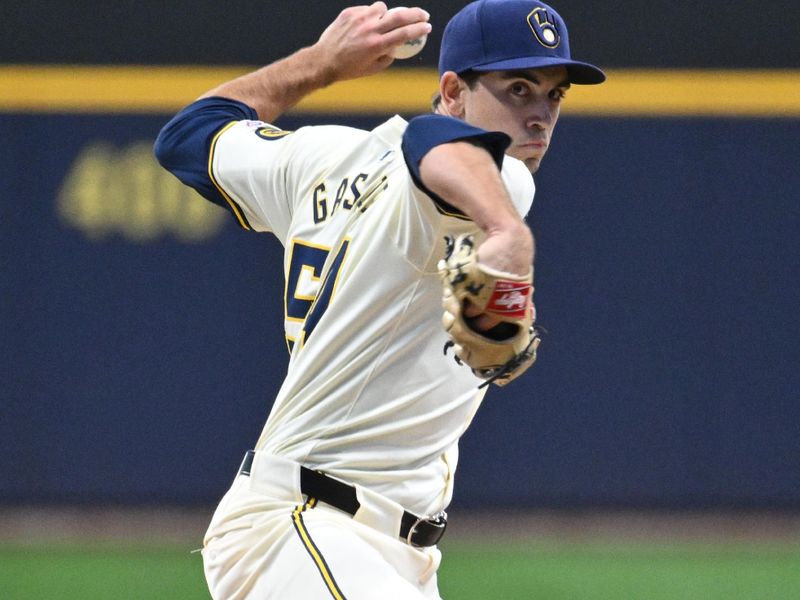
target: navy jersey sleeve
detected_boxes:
[153,96,258,218]
[401,114,511,217]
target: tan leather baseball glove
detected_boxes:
[438,234,541,387]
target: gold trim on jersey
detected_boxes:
[295,264,323,301]
[431,199,472,221]
[207,120,252,230]
[295,237,351,351]
[283,237,351,353]
[292,498,348,600]
[284,238,332,324]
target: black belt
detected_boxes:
[239,450,447,547]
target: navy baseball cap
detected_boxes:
[439,0,605,84]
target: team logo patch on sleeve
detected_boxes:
[255,126,293,140]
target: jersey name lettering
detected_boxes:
[312,173,370,224]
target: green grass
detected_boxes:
[0,544,210,600]
[1,541,798,599]
[438,541,800,600]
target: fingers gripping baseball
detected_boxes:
[439,235,540,387]
[315,3,431,81]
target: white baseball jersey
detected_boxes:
[210,115,534,516]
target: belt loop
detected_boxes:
[239,450,255,476]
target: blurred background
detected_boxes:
[1,1,799,598]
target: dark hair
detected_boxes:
[431,70,482,111]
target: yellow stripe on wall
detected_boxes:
[1,65,799,117]
[564,69,800,117]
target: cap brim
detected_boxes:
[472,56,606,85]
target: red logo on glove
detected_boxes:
[487,281,532,318]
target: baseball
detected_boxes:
[386,6,428,60]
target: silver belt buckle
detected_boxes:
[406,510,448,547]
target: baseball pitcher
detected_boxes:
[155,1,604,598]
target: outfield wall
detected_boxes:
[2,77,798,508]
[2,0,799,509]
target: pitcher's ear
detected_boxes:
[438,71,469,119]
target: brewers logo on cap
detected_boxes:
[527,6,560,49]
